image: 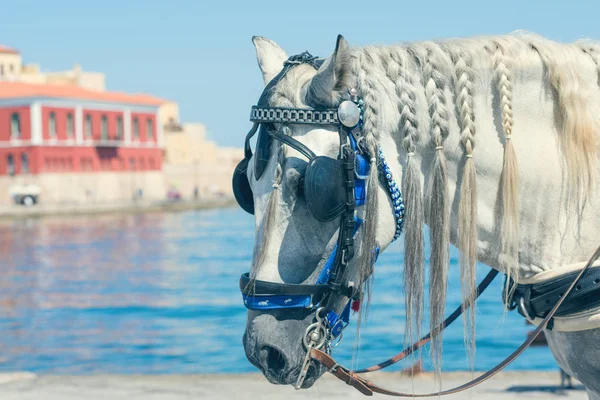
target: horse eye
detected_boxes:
[284,165,305,196]
[298,176,305,194]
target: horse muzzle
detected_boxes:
[242,311,326,387]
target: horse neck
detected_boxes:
[352,36,600,282]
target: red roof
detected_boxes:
[0,45,19,54]
[0,81,165,106]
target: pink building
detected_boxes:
[0,81,164,176]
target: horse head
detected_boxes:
[234,35,400,388]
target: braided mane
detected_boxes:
[345,33,600,376]
[384,46,425,363]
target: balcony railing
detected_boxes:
[93,139,123,147]
[92,137,157,148]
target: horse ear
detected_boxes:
[252,36,289,85]
[306,35,351,108]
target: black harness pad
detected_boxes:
[304,156,346,222]
[509,265,600,319]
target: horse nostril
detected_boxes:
[260,345,287,372]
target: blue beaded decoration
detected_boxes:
[379,148,405,241]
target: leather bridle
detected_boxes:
[234,51,405,388]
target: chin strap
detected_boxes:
[310,243,600,397]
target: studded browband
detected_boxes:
[250,106,339,125]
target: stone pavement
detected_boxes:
[0,371,589,399]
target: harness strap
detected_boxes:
[312,244,600,397]
[311,351,373,395]
[242,123,259,159]
[269,127,317,160]
[240,272,330,297]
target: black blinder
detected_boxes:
[232,157,254,215]
[304,156,346,222]
[232,123,346,222]
[232,123,259,215]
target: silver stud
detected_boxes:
[338,101,361,128]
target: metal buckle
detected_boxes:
[503,276,518,310]
[340,249,347,266]
[306,295,314,309]
[295,307,329,390]
[329,362,341,373]
[329,330,344,348]
[519,296,534,321]
[340,143,350,160]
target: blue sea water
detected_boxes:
[0,208,558,374]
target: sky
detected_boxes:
[1,0,599,147]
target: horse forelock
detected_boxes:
[267,64,316,108]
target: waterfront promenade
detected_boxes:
[0,371,587,399]
[0,197,236,219]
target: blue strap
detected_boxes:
[316,244,339,285]
[354,155,368,206]
[350,133,369,207]
[327,301,352,338]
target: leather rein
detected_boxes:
[310,244,600,397]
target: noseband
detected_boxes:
[232,52,405,388]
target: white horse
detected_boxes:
[240,33,600,399]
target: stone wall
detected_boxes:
[162,121,242,200]
[0,171,167,206]
[0,161,239,206]
[163,162,235,199]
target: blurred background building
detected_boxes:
[0,44,241,206]
[160,101,242,199]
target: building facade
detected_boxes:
[0,43,243,205]
[0,81,165,205]
[0,45,21,81]
[162,122,242,198]
[0,44,105,91]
